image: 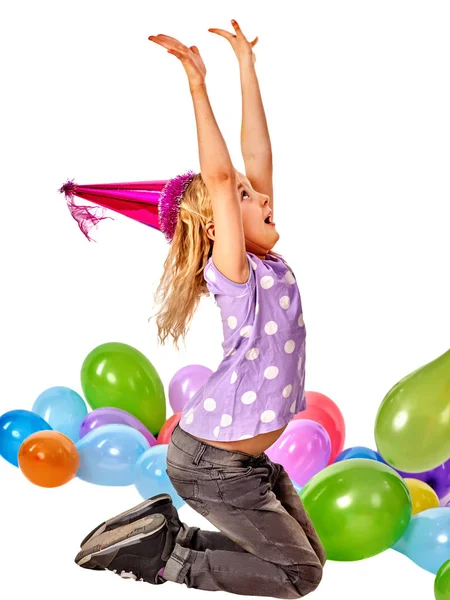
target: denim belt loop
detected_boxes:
[192,443,207,465]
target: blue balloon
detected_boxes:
[0,409,52,467]
[334,446,385,463]
[392,507,450,574]
[292,480,303,495]
[76,424,150,486]
[135,444,185,510]
[32,386,88,443]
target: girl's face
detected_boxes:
[236,171,279,258]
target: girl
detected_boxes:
[75,20,326,598]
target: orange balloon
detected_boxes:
[156,412,182,445]
[403,478,440,515]
[293,391,346,464]
[18,430,79,488]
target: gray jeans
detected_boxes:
[163,424,326,598]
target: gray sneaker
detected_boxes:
[79,494,180,550]
[75,513,173,585]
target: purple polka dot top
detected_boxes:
[179,251,307,441]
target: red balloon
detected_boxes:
[293,391,345,464]
[156,412,182,445]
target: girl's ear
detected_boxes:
[205,221,215,242]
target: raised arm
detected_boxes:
[209,20,274,215]
[148,33,249,283]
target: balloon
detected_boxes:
[80,342,166,436]
[293,391,345,464]
[375,348,450,472]
[300,458,412,561]
[79,407,156,447]
[393,507,450,574]
[334,446,385,463]
[0,410,52,467]
[403,478,440,515]
[266,419,331,486]
[292,481,303,495]
[168,365,212,414]
[76,424,150,486]
[32,386,88,443]
[135,444,185,510]
[156,412,182,445]
[392,457,450,502]
[18,430,79,488]
[435,560,450,600]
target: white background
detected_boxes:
[1,1,449,598]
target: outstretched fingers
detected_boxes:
[208,28,235,42]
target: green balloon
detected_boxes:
[300,458,412,561]
[435,560,450,600]
[374,348,450,472]
[81,342,166,436]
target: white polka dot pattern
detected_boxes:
[264,366,279,379]
[204,398,216,411]
[280,296,290,309]
[240,325,253,337]
[220,414,233,427]
[241,391,257,404]
[180,251,306,442]
[284,340,295,354]
[260,410,276,423]
[245,348,259,360]
[260,275,275,289]
[228,316,237,329]
[264,321,278,335]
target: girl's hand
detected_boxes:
[208,20,258,66]
[148,34,206,88]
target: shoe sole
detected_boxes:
[80,493,172,548]
[75,513,166,568]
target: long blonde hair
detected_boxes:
[150,172,281,350]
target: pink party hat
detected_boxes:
[58,171,196,242]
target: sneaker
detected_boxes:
[79,493,180,550]
[75,513,173,585]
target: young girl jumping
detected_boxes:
[74,20,326,598]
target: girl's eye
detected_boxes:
[241,190,249,200]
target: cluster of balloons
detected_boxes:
[1,340,449,598]
[263,348,449,599]
[0,342,212,510]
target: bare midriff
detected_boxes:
[194,424,289,457]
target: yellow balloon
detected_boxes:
[403,478,440,515]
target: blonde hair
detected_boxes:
[150,172,281,350]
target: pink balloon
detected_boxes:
[266,419,331,485]
[168,365,212,413]
[79,407,156,447]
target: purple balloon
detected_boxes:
[79,407,156,447]
[168,364,212,413]
[391,457,450,501]
[266,419,331,486]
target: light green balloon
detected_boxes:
[300,458,412,561]
[374,348,450,472]
[435,560,450,600]
[81,342,166,436]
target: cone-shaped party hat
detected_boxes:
[58,171,196,242]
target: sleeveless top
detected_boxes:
[179,251,307,441]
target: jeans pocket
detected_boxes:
[217,467,267,509]
[218,465,255,482]
[167,473,210,517]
